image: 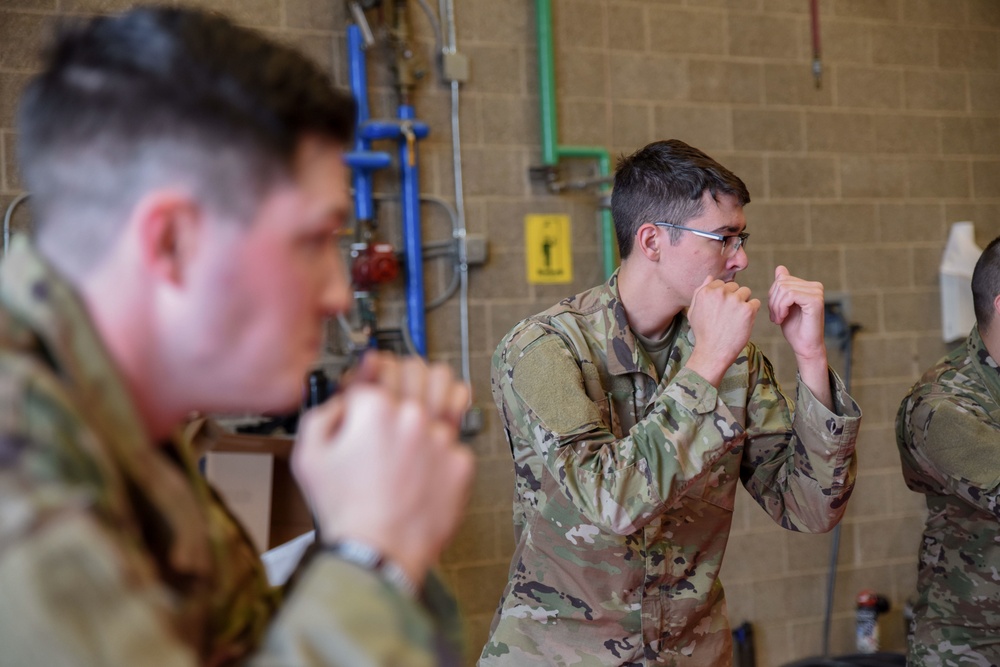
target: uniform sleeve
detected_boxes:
[899,392,1000,518]
[739,353,861,533]
[495,330,744,536]
[0,505,458,667]
[252,556,458,667]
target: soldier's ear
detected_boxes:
[993,292,1000,323]
[634,223,661,262]
[132,190,203,287]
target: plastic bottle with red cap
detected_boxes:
[856,589,891,653]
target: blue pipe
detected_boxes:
[345,23,430,356]
[354,116,429,355]
[398,104,427,355]
[347,25,369,126]
[346,24,390,223]
[344,152,392,171]
[361,120,430,141]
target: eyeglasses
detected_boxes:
[652,221,749,257]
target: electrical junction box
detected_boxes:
[442,51,470,83]
[465,234,488,266]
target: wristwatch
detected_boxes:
[322,539,420,599]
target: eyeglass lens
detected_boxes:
[723,235,746,257]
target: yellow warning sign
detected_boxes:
[525,214,573,284]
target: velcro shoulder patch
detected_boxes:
[511,337,602,436]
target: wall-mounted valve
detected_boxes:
[351,242,400,290]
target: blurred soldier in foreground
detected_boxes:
[897,235,1000,666]
[481,139,861,666]
[0,7,473,666]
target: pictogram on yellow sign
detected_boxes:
[525,214,573,284]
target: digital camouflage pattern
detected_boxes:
[0,238,458,667]
[481,271,861,667]
[896,326,1000,666]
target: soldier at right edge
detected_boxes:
[897,234,1000,665]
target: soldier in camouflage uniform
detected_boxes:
[481,140,861,666]
[0,7,474,666]
[896,235,1000,666]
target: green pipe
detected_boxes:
[604,209,617,276]
[535,0,617,278]
[557,147,616,278]
[597,206,616,279]
[536,0,558,166]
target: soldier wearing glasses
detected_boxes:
[481,139,862,666]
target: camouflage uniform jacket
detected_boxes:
[0,239,457,667]
[896,326,1000,666]
[481,272,861,667]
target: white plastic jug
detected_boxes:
[940,221,982,343]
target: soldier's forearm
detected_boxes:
[795,353,833,412]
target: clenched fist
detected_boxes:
[685,275,761,387]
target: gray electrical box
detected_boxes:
[465,234,488,266]
[442,51,470,83]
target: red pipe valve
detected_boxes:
[351,243,400,290]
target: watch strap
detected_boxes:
[323,540,420,599]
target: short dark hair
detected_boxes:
[17,6,356,277]
[611,139,750,259]
[972,235,1000,329]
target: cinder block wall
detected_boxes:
[4,1,1000,665]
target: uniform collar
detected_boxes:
[968,325,1000,415]
[596,270,668,379]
